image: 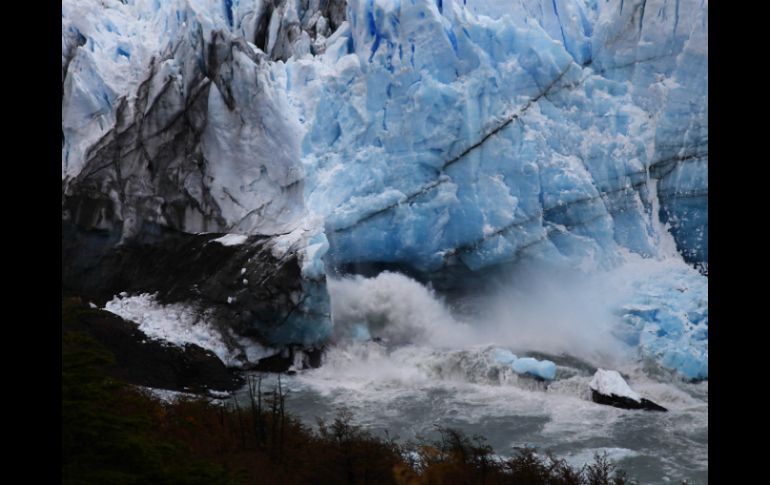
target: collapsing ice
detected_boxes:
[62,0,707,380]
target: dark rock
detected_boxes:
[62,220,327,349]
[590,390,668,412]
[62,298,243,392]
[247,346,324,373]
[305,346,323,368]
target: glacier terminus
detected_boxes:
[62,0,707,393]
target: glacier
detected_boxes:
[61,0,707,379]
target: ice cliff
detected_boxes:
[61,0,707,379]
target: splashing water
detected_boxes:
[238,256,707,484]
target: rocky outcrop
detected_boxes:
[590,389,668,412]
[62,221,330,348]
[247,346,324,374]
[62,297,243,392]
[589,369,667,412]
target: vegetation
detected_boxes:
[63,309,634,484]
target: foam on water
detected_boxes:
[275,345,706,482]
[263,350,706,483]
[261,259,707,484]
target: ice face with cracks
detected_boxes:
[62,0,707,378]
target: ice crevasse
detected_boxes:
[61,0,707,379]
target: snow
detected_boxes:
[138,386,231,402]
[139,386,197,403]
[212,234,248,246]
[105,292,272,367]
[207,390,231,399]
[589,369,641,402]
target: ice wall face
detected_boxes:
[298,0,707,275]
[62,0,707,376]
[62,0,345,237]
[590,0,708,267]
[62,0,708,271]
[61,0,339,347]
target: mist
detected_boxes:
[467,260,636,367]
[326,259,643,369]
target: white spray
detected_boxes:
[326,262,639,370]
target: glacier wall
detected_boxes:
[62,0,707,378]
[304,0,708,274]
